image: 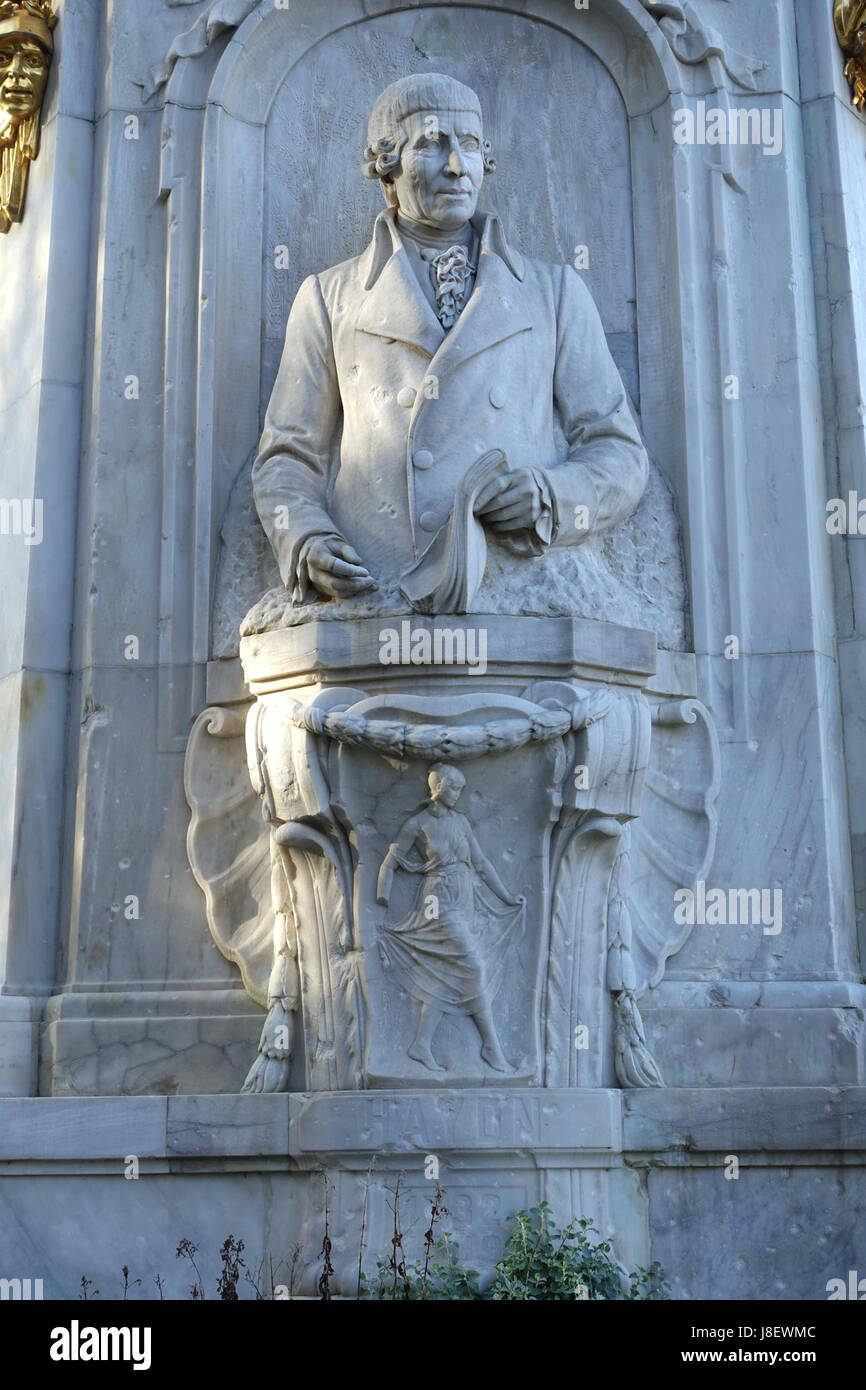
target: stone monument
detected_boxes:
[182,64,717,1286]
[188,70,708,1104]
[1,0,865,1303]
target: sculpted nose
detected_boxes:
[447,144,467,176]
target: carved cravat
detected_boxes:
[420,242,478,329]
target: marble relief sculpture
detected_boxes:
[251,73,648,612]
[376,763,525,1074]
[0,0,54,233]
[186,71,720,1097]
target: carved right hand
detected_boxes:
[473,468,544,532]
[304,537,376,598]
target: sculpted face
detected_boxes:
[391,108,484,230]
[0,36,49,121]
[430,766,466,808]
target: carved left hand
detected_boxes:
[473,468,543,532]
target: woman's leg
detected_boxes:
[471,1002,511,1072]
[408,1001,445,1071]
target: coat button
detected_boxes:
[419,508,441,532]
[413,449,434,470]
[397,386,417,409]
[489,385,506,409]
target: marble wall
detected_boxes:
[0,0,861,1088]
[0,0,865,1301]
[12,0,855,1099]
[1,1088,862,1300]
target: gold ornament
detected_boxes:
[0,0,56,233]
[835,0,866,111]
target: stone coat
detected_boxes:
[253,207,648,593]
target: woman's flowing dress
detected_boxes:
[380,810,523,1014]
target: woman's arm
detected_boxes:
[376,816,422,905]
[466,823,522,905]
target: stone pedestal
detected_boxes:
[234,615,655,1094]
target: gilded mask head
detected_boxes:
[0,1,55,232]
[834,0,866,109]
[0,34,50,122]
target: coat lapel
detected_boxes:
[354,209,533,370]
[356,214,444,358]
[427,243,534,385]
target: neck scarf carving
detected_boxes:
[420,243,477,329]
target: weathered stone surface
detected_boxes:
[289,1088,623,1155]
[0,1090,861,1299]
[647,1165,866,1302]
[623,1086,866,1154]
[0,0,864,1305]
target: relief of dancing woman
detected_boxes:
[376,763,525,1074]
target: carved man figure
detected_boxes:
[252,72,648,608]
[238,72,657,1096]
[0,0,55,233]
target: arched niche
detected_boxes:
[157,0,692,736]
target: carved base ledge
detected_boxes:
[239,613,657,694]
